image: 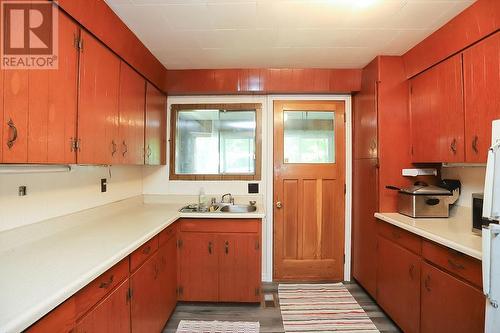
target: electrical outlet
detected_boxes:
[248,183,259,194]
[18,186,27,196]
[101,179,107,193]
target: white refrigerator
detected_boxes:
[483,119,500,333]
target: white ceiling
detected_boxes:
[106,0,475,69]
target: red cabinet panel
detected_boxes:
[352,158,378,298]
[178,232,219,301]
[157,231,177,326]
[410,54,464,163]
[377,236,421,333]
[421,262,485,333]
[75,279,131,333]
[2,70,29,163]
[26,298,76,333]
[145,82,166,165]
[118,61,145,165]
[218,233,261,302]
[77,30,120,164]
[463,32,500,162]
[27,12,79,164]
[0,69,3,163]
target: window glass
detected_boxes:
[175,109,256,175]
[283,111,335,163]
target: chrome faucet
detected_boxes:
[221,193,234,204]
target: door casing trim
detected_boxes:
[265,95,352,282]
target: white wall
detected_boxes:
[0,165,143,232]
[441,165,486,207]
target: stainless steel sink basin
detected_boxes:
[220,204,257,213]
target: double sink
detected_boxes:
[179,203,257,214]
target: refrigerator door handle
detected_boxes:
[483,226,492,297]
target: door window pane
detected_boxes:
[284,111,335,163]
[175,109,256,174]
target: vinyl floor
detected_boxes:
[162,281,401,333]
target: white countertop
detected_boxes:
[0,196,265,333]
[375,206,482,260]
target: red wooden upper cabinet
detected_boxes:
[77,30,120,165]
[118,61,146,165]
[145,82,166,165]
[410,54,464,163]
[463,32,500,163]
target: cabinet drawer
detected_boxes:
[75,258,128,319]
[130,236,159,272]
[377,221,421,254]
[180,219,261,233]
[159,224,176,246]
[422,240,482,288]
[26,297,76,333]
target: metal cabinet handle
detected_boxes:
[472,135,479,154]
[122,141,128,157]
[225,241,229,255]
[409,264,415,280]
[153,263,160,280]
[391,231,401,239]
[142,245,151,255]
[424,275,431,292]
[111,140,117,156]
[146,145,152,158]
[99,275,114,289]
[6,119,17,149]
[450,138,457,154]
[447,258,465,270]
[208,241,213,254]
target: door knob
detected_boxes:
[276,201,282,209]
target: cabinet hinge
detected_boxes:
[255,288,261,296]
[126,288,133,302]
[78,37,84,51]
[177,239,183,249]
[177,286,183,296]
[70,137,76,152]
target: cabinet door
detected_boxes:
[27,298,76,333]
[218,233,261,302]
[0,69,3,163]
[377,236,420,333]
[2,69,28,162]
[157,232,177,326]
[75,279,131,333]
[77,30,120,164]
[410,54,464,163]
[145,82,166,165]
[464,32,500,162]
[421,262,485,333]
[130,252,163,333]
[28,12,78,163]
[118,61,145,165]
[178,232,218,301]
[352,158,378,298]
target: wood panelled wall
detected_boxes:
[403,0,500,78]
[166,68,362,95]
[57,0,168,91]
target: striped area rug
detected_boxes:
[278,283,380,333]
[177,320,260,333]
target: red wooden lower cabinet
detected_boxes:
[377,236,421,333]
[75,279,131,333]
[178,219,262,302]
[420,262,485,333]
[157,231,178,323]
[26,298,76,333]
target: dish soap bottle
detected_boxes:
[198,188,207,212]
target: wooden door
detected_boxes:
[178,232,219,301]
[118,61,146,165]
[130,252,163,333]
[274,100,345,281]
[28,12,78,163]
[377,236,421,333]
[157,231,177,326]
[421,262,485,333]
[77,30,120,164]
[218,233,261,302]
[464,32,500,162]
[410,54,464,163]
[145,82,166,165]
[3,69,29,162]
[75,279,130,333]
[352,158,378,298]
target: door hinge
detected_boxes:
[177,239,183,249]
[70,138,80,152]
[177,286,183,296]
[126,288,133,302]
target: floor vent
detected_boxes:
[262,293,277,308]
